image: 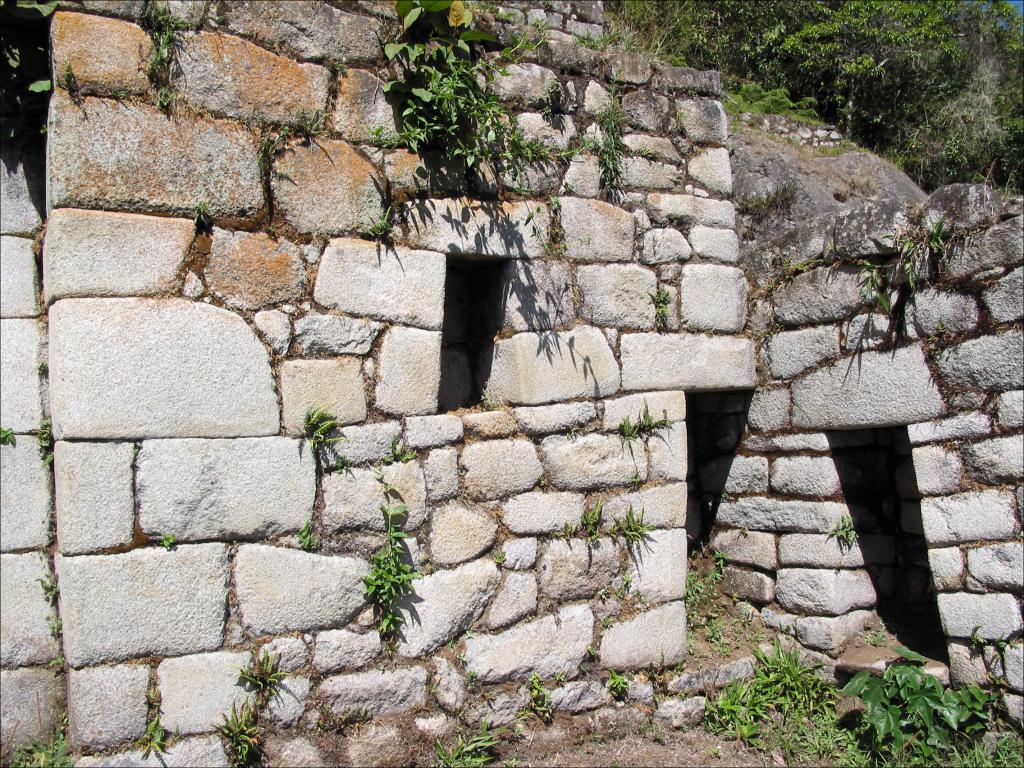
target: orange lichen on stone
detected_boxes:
[50,11,152,94]
[206,229,307,310]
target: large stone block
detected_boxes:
[225,1,380,64]
[138,437,314,542]
[538,538,620,600]
[710,529,777,569]
[322,461,427,531]
[492,63,559,107]
[717,497,849,533]
[620,333,755,391]
[688,147,732,194]
[397,558,499,657]
[774,265,864,326]
[47,92,262,216]
[0,553,58,667]
[318,667,427,717]
[401,198,549,259]
[560,198,635,262]
[642,228,691,265]
[699,455,769,494]
[938,592,1023,640]
[0,437,51,552]
[767,326,839,380]
[332,69,398,143]
[722,566,775,604]
[461,439,543,501]
[314,239,446,331]
[55,441,134,555]
[936,330,1023,391]
[962,436,1024,484]
[0,318,43,432]
[279,358,366,434]
[578,264,657,329]
[496,259,574,332]
[1,144,43,235]
[464,604,594,682]
[945,216,1023,279]
[376,327,442,416]
[679,264,747,332]
[777,534,894,569]
[540,433,647,490]
[177,32,329,124]
[602,483,690,529]
[770,455,841,497]
[628,529,688,603]
[795,611,871,653]
[313,629,380,673]
[159,651,250,735]
[68,664,149,749]
[600,602,687,670]
[776,568,876,616]
[603,391,687,431]
[514,402,596,435]
[0,668,63,753]
[647,193,735,228]
[428,503,497,566]
[272,140,385,236]
[405,415,462,449]
[921,490,1017,546]
[0,236,39,317]
[747,387,791,432]
[516,112,577,149]
[985,267,1024,323]
[689,225,739,263]
[622,91,670,131]
[910,444,963,496]
[967,542,1023,592]
[484,326,620,406]
[676,98,727,144]
[74,735,228,768]
[292,313,380,357]
[49,299,278,439]
[486,571,538,630]
[911,288,979,337]
[51,12,151,94]
[57,544,228,666]
[791,344,943,429]
[206,229,306,311]
[907,411,991,444]
[997,391,1024,428]
[234,545,368,634]
[502,491,584,535]
[43,209,192,303]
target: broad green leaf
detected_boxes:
[894,646,928,664]
[460,29,497,42]
[384,42,405,60]
[27,79,51,93]
[411,88,433,101]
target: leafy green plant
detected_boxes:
[725,81,820,122]
[493,548,506,566]
[581,98,626,193]
[0,0,55,141]
[527,673,553,723]
[1,427,15,445]
[363,468,417,637]
[842,646,997,762]
[297,519,322,552]
[302,407,346,454]
[362,205,395,241]
[383,436,417,465]
[160,533,177,550]
[138,689,166,758]
[294,108,326,140]
[139,2,189,110]
[580,501,603,544]
[37,418,53,468]
[383,0,548,181]
[650,287,672,331]
[38,574,57,605]
[828,513,857,553]
[609,505,651,545]
[435,720,505,767]
[55,62,78,100]
[155,85,175,111]
[616,404,671,443]
[216,701,261,768]
[607,669,629,701]
[12,712,73,768]
[239,650,286,708]
[193,202,213,232]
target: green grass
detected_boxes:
[828,514,858,553]
[724,81,821,124]
[609,505,651,545]
[580,501,603,544]
[193,202,212,232]
[160,533,177,550]
[383,436,416,465]
[239,650,285,708]
[12,714,73,768]
[297,519,322,552]
[435,721,505,767]
[37,419,53,468]
[216,701,261,768]
[0,426,14,445]
[302,407,345,454]
[138,689,167,758]
[650,288,672,331]
[617,403,671,442]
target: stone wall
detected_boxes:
[0,0,1021,763]
[0,1,751,763]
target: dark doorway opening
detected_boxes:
[438,258,504,411]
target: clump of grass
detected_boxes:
[138,688,166,758]
[582,99,626,194]
[609,505,651,545]
[12,713,73,768]
[617,404,671,443]
[37,418,53,468]
[0,427,15,445]
[140,3,188,111]
[216,701,261,768]
[294,108,326,140]
[193,202,213,232]
[297,519,322,552]
[382,436,416,465]
[435,721,505,768]
[737,183,797,224]
[38,574,57,605]
[361,205,394,242]
[239,650,285,708]
[580,501,603,544]
[160,533,177,550]
[607,669,629,701]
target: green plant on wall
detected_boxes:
[0,0,55,141]
[383,0,549,179]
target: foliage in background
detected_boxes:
[725,82,819,123]
[383,0,549,180]
[0,0,55,141]
[605,0,1024,192]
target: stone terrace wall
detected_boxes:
[704,184,1023,717]
[0,0,757,763]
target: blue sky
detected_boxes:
[1013,0,1023,13]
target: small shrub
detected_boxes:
[527,673,553,723]
[607,669,629,701]
[239,650,285,708]
[363,469,417,636]
[435,720,505,767]
[725,81,820,123]
[138,689,166,758]
[216,701,261,768]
